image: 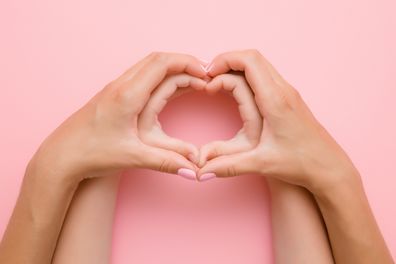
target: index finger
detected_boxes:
[140,73,207,124]
[206,50,282,115]
[120,52,207,107]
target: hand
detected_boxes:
[138,72,262,181]
[26,52,207,186]
[137,73,207,179]
[198,50,360,194]
[198,72,262,167]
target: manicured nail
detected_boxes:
[199,173,216,182]
[177,168,197,181]
[204,63,213,73]
[199,58,209,66]
[200,64,208,73]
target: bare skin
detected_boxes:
[50,71,334,264]
[52,177,120,264]
[198,49,394,264]
[0,50,392,264]
[139,72,335,263]
[0,52,206,263]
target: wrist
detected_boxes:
[25,156,80,194]
[311,168,363,202]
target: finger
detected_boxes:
[112,54,154,84]
[120,52,207,109]
[138,74,206,163]
[137,144,198,180]
[168,86,195,101]
[198,135,253,167]
[143,73,207,121]
[148,132,200,164]
[199,73,262,167]
[206,50,283,115]
[197,150,259,180]
[206,73,262,136]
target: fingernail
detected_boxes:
[200,64,208,73]
[204,63,213,73]
[199,173,216,182]
[177,168,197,181]
[199,58,209,66]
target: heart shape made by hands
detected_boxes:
[137,72,262,180]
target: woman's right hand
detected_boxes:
[198,50,361,195]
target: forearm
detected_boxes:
[52,176,120,264]
[0,170,78,264]
[268,179,334,264]
[315,174,393,264]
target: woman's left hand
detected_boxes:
[26,52,207,186]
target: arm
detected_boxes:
[52,176,120,264]
[198,49,393,263]
[267,179,334,264]
[0,165,78,264]
[315,172,392,263]
[0,52,207,264]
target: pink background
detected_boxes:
[1,0,395,263]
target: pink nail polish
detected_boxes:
[177,168,197,181]
[199,58,209,66]
[199,173,216,182]
[204,63,213,73]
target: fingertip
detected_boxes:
[190,77,208,91]
[197,144,213,168]
[200,64,208,74]
[198,58,210,67]
[177,168,197,181]
[205,62,214,74]
[205,78,222,95]
[187,150,199,165]
[198,172,217,182]
[197,152,207,168]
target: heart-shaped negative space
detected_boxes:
[137,73,262,167]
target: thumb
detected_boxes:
[138,144,198,181]
[146,129,200,164]
[197,150,259,181]
[198,136,252,167]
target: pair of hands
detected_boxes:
[27,50,359,196]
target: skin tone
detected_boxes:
[138,72,263,179]
[0,50,392,263]
[51,71,334,264]
[51,177,120,264]
[138,71,335,263]
[0,52,206,263]
[198,49,394,264]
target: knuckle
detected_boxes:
[205,143,218,158]
[227,166,237,177]
[266,88,297,113]
[288,86,303,104]
[230,73,245,84]
[211,141,225,156]
[149,51,168,64]
[274,92,289,108]
[278,86,303,111]
[212,146,220,157]
[103,80,118,91]
[245,49,262,61]
[158,158,171,173]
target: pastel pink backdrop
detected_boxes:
[0,0,395,263]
